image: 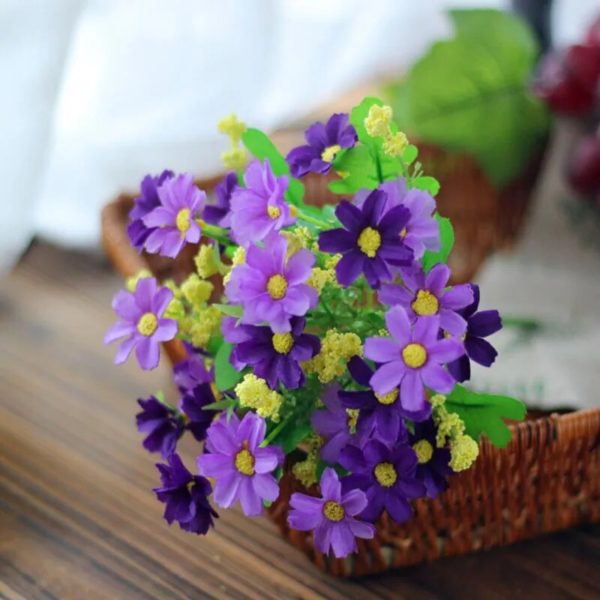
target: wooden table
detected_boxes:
[0,242,598,600]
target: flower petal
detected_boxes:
[385,306,411,345]
[370,361,406,395]
[364,337,400,363]
[400,371,426,411]
[420,363,456,394]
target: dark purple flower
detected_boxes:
[173,353,213,396]
[364,307,464,413]
[318,190,413,288]
[197,412,282,516]
[230,316,320,390]
[127,170,174,251]
[410,419,452,499]
[136,396,184,458]
[447,284,502,382]
[379,264,474,336]
[288,467,375,558]
[203,171,237,227]
[225,233,317,332]
[142,173,206,258]
[339,357,427,445]
[339,440,425,523]
[286,113,357,178]
[311,386,360,464]
[104,277,177,370]
[154,453,218,535]
[180,382,216,442]
[230,160,295,246]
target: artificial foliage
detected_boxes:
[105,96,525,558]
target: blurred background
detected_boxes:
[1,0,599,407]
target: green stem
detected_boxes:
[202,223,232,246]
[296,209,330,230]
[262,414,292,447]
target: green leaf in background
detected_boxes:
[273,419,313,454]
[387,9,549,188]
[445,384,527,448]
[401,144,419,166]
[214,342,243,391]
[421,214,454,271]
[413,175,440,196]
[213,303,243,318]
[329,145,379,194]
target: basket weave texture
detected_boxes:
[101,171,599,577]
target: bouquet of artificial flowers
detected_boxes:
[105,97,525,559]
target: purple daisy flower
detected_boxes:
[104,278,177,370]
[197,412,282,516]
[231,316,320,390]
[339,356,427,445]
[230,160,295,246]
[364,307,464,413]
[286,113,357,179]
[154,453,218,535]
[410,419,452,499]
[127,170,174,252]
[339,440,426,523]
[447,284,502,382]
[288,467,375,558]
[173,353,213,395]
[355,177,439,259]
[318,190,413,289]
[142,173,206,258]
[311,386,360,464]
[379,264,474,337]
[203,171,237,227]
[136,396,184,458]
[225,233,317,333]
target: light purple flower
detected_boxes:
[364,306,464,413]
[288,468,375,558]
[379,264,474,336]
[230,160,295,246]
[142,173,206,258]
[197,412,282,516]
[225,233,317,333]
[104,277,177,370]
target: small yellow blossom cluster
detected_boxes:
[188,305,221,348]
[283,226,312,256]
[234,374,283,421]
[162,279,186,321]
[194,244,220,279]
[181,274,213,307]
[223,246,246,285]
[218,113,247,171]
[364,103,409,158]
[292,435,322,488]
[429,394,479,472]
[307,267,337,293]
[303,329,362,383]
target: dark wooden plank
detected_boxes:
[0,242,598,600]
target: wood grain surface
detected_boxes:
[0,242,598,600]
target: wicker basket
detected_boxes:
[101,175,600,577]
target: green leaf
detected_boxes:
[328,145,379,194]
[213,303,243,318]
[202,398,237,411]
[206,334,223,357]
[388,9,549,187]
[422,214,454,271]
[402,144,419,166]
[413,175,440,196]
[349,97,383,142]
[214,342,243,391]
[445,384,527,448]
[273,419,312,454]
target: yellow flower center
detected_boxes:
[234,448,255,476]
[402,343,427,368]
[411,289,440,316]
[346,408,359,433]
[374,389,398,405]
[323,500,345,522]
[272,332,294,354]
[400,227,408,238]
[267,205,281,220]
[137,312,158,336]
[321,144,341,163]
[266,274,288,300]
[176,208,191,235]
[374,462,397,488]
[357,227,381,258]
[412,439,434,464]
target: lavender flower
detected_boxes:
[340,440,425,523]
[364,307,464,413]
[127,170,174,251]
[379,264,474,336]
[288,467,375,558]
[136,396,183,458]
[203,171,237,227]
[230,160,295,246]
[232,317,320,390]
[225,233,317,333]
[197,412,282,516]
[173,352,213,396]
[104,278,177,370]
[447,284,502,382]
[318,190,413,288]
[154,453,218,535]
[142,173,206,258]
[286,113,357,178]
